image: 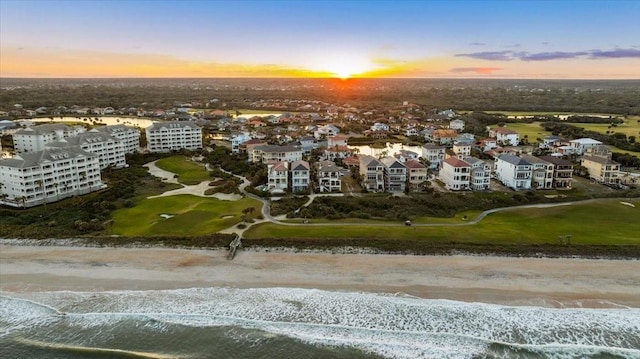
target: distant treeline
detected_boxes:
[1,78,639,115]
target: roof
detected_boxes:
[494,127,518,135]
[498,154,531,166]
[422,143,445,150]
[462,156,483,165]
[0,147,96,169]
[291,160,310,171]
[521,155,551,165]
[443,157,471,168]
[433,129,457,137]
[94,124,137,134]
[539,156,572,166]
[404,159,426,169]
[256,144,301,153]
[581,155,620,165]
[270,161,288,171]
[381,157,406,169]
[359,154,382,167]
[570,138,602,145]
[146,121,201,131]
[54,131,120,147]
[15,123,75,136]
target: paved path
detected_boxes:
[146,162,634,235]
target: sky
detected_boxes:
[1,0,639,79]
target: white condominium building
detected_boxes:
[146,122,202,153]
[95,125,141,153]
[47,130,127,169]
[0,147,105,208]
[13,123,86,153]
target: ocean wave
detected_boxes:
[1,288,639,359]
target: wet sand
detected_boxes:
[1,245,639,308]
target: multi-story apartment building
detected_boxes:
[404,159,428,190]
[359,155,385,191]
[581,155,621,184]
[0,147,104,208]
[13,123,86,153]
[48,130,127,169]
[463,157,491,191]
[421,143,446,169]
[317,161,348,193]
[522,155,553,189]
[540,156,573,189]
[291,160,311,193]
[381,157,407,192]
[252,145,303,164]
[495,154,532,190]
[95,125,141,153]
[146,122,202,153]
[439,157,471,190]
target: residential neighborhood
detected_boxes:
[1,97,637,209]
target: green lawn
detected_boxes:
[155,156,211,185]
[111,195,261,236]
[243,199,640,245]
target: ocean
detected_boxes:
[1,287,639,359]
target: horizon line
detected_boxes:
[2,76,640,81]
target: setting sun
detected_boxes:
[313,54,378,79]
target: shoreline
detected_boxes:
[2,244,639,309]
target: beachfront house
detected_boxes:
[359,154,385,191]
[439,157,471,191]
[381,157,407,192]
[421,143,446,169]
[317,161,348,193]
[581,155,621,184]
[495,154,532,190]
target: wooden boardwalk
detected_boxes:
[227,235,242,260]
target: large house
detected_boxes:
[231,133,252,153]
[581,155,621,184]
[267,161,289,193]
[540,156,573,189]
[380,157,407,192]
[421,143,446,169]
[359,155,385,191]
[404,159,428,190]
[290,160,311,193]
[13,123,86,153]
[452,140,472,158]
[432,129,458,145]
[266,159,311,194]
[489,127,520,146]
[464,157,491,191]
[251,145,303,164]
[317,161,348,192]
[146,122,202,153]
[570,138,603,155]
[495,154,532,190]
[95,125,141,153]
[439,157,471,191]
[522,155,553,190]
[0,147,105,208]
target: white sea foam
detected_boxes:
[2,288,639,359]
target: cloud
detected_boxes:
[456,48,640,61]
[469,42,486,46]
[505,44,521,48]
[589,48,640,59]
[450,67,502,74]
[520,51,589,61]
[456,51,514,61]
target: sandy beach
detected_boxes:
[1,245,639,308]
